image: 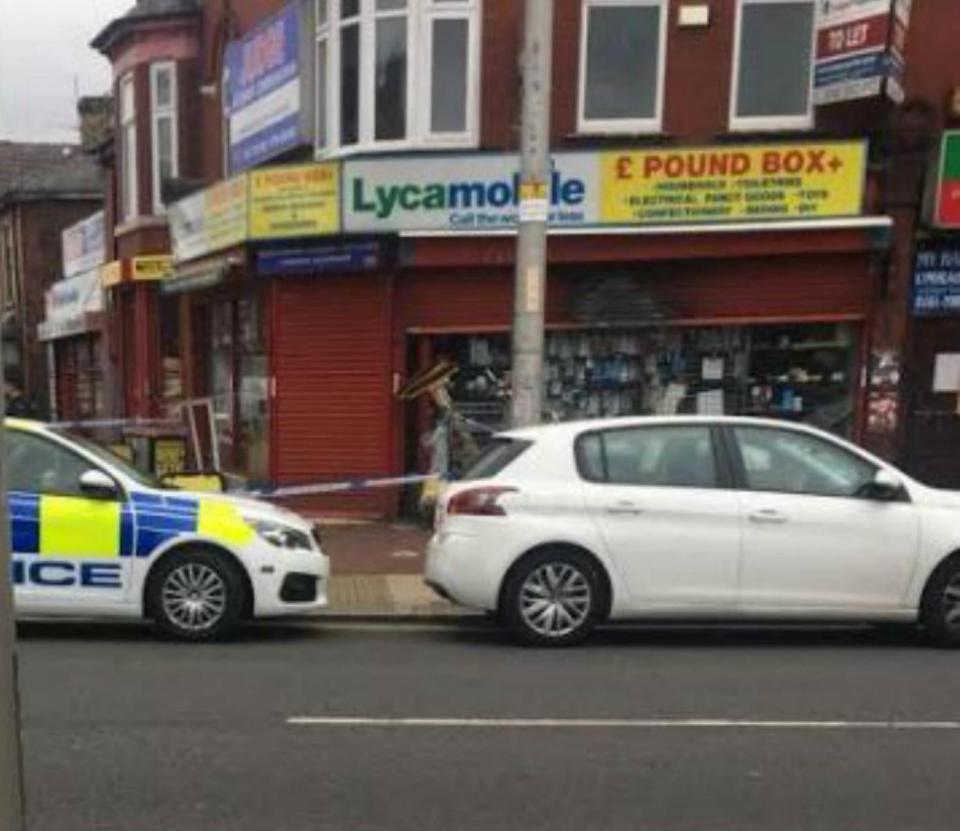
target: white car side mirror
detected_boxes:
[869,469,904,500]
[79,469,120,500]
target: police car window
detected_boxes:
[56,429,159,489]
[6,431,99,497]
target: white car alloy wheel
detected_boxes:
[149,549,247,641]
[520,563,593,638]
[503,551,602,647]
[161,563,228,632]
[943,574,960,631]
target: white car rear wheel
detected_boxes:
[502,550,603,647]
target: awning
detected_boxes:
[38,312,105,342]
[398,216,895,239]
[162,255,242,295]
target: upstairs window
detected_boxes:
[577,0,667,134]
[316,0,480,155]
[119,74,138,222]
[150,62,179,215]
[730,0,816,131]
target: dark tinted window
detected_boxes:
[578,426,717,489]
[462,439,531,481]
[6,431,94,496]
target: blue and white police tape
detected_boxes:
[245,473,440,500]
[49,417,180,430]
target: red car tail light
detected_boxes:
[447,487,518,517]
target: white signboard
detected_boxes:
[342,154,601,234]
[39,268,105,341]
[169,189,207,262]
[169,176,249,263]
[61,210,106,278]
[933,353,960,393]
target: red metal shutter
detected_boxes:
[398,254,873,331]
[270,274,395,517]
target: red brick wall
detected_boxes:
[13,198,102,413]
[198,0,294,180]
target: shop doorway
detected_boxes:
[195,295,269,483]
[904,320,960,487]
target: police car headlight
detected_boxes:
[247,519,314,552]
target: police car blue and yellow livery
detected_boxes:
[6,419,329,641]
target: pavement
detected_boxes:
[16,621,960,831]
[319,520,470,618]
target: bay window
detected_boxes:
[119,73,138,222]
[577,0,667,134]
[316,0,480,155]
[730,0,816,131]
[150,61,179,214]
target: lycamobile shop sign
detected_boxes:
[343,154,599,233]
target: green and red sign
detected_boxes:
[934,132,960,228]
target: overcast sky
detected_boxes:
[0,0,133,143]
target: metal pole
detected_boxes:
[510,0,554,428]
[0,318,26,829]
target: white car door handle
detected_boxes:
[605,501,645,516]
[749,509,788,524]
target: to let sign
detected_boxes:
[813,0,912,105]
[600,142,866,225]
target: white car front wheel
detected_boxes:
[148,549,247,642]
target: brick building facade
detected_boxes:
[85,0,960,513]
[0,142,102,416]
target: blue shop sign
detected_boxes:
[913,243,960,316]
[225,1,312,173]
[256,241,383,276]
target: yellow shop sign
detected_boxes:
[600,141,866,225]
[249,162,340,240]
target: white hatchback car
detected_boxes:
[426,416,960,647]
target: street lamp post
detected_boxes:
[0,313,26,829]
[510,0,554,428]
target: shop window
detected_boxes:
[410,323,859,477]
[159,299,182,418]
[119,73,138,222]
[0,220,19,312]
[150,62,179,215]
[730,0,816,131]
[57,336,104,423]
[577,0,667,134]
[205,298,269,482]
[315,0,480,155]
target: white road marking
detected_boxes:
[287,717,960,731]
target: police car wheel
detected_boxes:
[149,549,246,641]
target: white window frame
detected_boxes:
[729,0,817,132]
[119,73,138,222]
[149,61,179,215]
[576,0,668,135]
[315,0,481,158]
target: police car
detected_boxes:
[5,419,329,640]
